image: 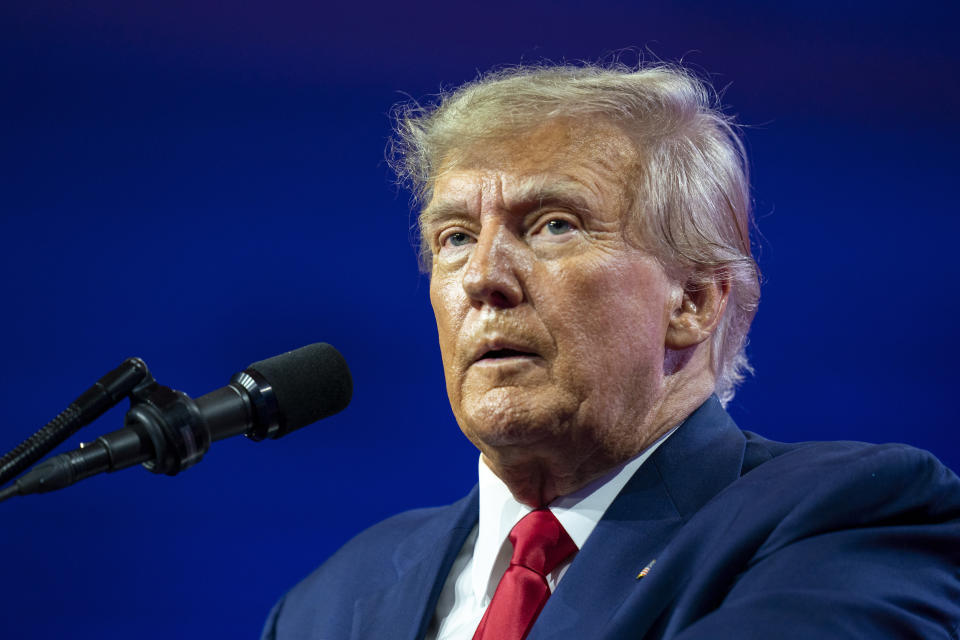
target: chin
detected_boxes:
[459,388,575,448]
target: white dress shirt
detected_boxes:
[426,427,677,640]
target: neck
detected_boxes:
[481,360,715,507]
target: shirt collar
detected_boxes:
[473,425,678,601]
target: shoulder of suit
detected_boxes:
[724,435,960,533]
[643,435,960,585]
[741,432,954,480]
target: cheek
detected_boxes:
[430,278,463,367]
[548,258,672,371]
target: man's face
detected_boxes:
[424,118,682,469]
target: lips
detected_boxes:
[470,339,541,365]
[479,347,536,360]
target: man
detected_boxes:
[262,64,960,639]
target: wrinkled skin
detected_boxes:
[423,118,726,507]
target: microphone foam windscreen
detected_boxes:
[247,343,353,431]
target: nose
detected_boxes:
[462,223,524,308]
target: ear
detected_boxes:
[665,270,731,350]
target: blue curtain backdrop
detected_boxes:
[2,1,958,637]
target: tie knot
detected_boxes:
[508,509,578,577]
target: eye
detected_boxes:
[439,230,475,249]
[532,217,578,240]
[544,219,574,235]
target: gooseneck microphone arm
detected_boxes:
[0,357,152,487]
[0,343,352,502]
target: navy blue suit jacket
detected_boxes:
[262,397,960,639]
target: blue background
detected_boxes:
[1,1,958,637]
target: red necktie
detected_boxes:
[473,509,578,640]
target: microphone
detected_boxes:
[2,343,352,500]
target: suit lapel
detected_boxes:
[351,487,479,640]
[529,396,749,639]
[528,454,686,639]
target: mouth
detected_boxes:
[470,340,542,366]
[478,347,537,361]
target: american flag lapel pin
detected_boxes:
[636,559,656,579]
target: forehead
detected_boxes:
[453,116,635,170]
[424,117,638,219]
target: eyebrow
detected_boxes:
[420,176,595,230]
[419,200,471,231]
[511,177,596,217]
